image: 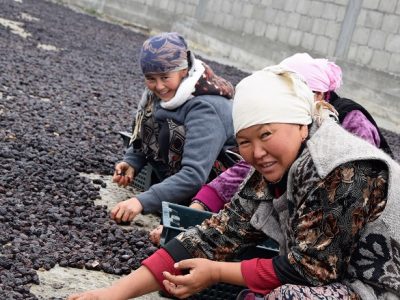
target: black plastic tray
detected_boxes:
[160,202,279,299]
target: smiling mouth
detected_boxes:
[157,90,171,99]
[258,161,276,171]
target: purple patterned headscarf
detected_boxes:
[139,32,189,74]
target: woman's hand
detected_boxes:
[149,224,163,245]
[189,202,206,211]
[112,162,135,187]
[110,197,143,223]
[162,258,220,299]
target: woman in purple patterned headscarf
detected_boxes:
[109,32,236,225]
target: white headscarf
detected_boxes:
[233,66,316,135]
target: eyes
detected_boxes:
[238,140,249,146]
[237,130,272,146]
[260,131,271,139]
[145,75,171,82]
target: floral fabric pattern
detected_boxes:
[265,282,360,300]
[287,156,388,286]
[193,63,234,99]
[236,282,360,300]
[174,149,390,299]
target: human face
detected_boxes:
[236,123,308,183]
[144,69,188,101]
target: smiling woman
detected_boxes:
[109,32,236,225]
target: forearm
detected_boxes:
[241,258,282,294]
[191,161,252,213]
[341,110,381,147]
[107,266,160,299]
[137,166,203,213]
[171,196,266,261]
[192,185,224,212]
[122,146,146,174]
[207,161,251,203]
[213,261,246,286]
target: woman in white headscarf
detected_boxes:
[68,67,400,300]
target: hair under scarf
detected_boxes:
[139,32,189,74]
[232,66,316,135]
[279,53,342,92]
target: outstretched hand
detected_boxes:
[110,197,143,223]
[149,225,163,245]
[162,258,219,299]
[112,162,135,187]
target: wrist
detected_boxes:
[190,199,209,211]
[211,261,222,284]
[132,197,143,213]
[131,167,136,178]
[95,287,122,300]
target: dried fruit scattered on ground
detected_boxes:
[0,0,398,299]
